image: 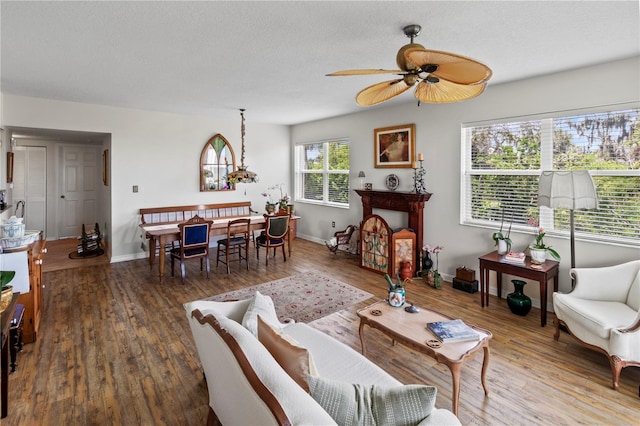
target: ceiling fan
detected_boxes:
[327,24,492,106]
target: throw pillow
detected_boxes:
[257,315,318,392]
[308,376,437,426]
[241,291,282,336]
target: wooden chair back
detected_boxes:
[264,212,290,240]
[177,215,212,255]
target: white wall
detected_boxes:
[1,58,638,309]
[1,96,291,261]
[291,57,640,306]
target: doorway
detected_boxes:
[12,146,47,232]
[8,127,110,243]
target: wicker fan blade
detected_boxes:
[405,48,492,85]
[326,69,403,76]
[355,79,410,106]
[414,79,486,103]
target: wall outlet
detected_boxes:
[331,221,335,228]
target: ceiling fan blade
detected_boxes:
[326,69,403,76]
[356,79,410,106]
[414,79,487,103]
[405,48,492,85]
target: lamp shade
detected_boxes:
[537,171,598,210]
[358,171,366,178]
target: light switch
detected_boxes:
[133,185,139,193]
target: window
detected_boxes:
[295,138,350,207]
[461,106,640,246]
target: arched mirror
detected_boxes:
[200,134,236,191]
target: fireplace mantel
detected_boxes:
[355,189,432,269]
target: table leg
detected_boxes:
[481,344,490,396]
[481,266,490,307]
[445,363,462,417]
[158,238,166,283]
[540,278,547,327]
[1,334,8,418]
[497,272,502,299]
[148,236,157,270]
[358,321,368,357]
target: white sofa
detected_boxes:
[184,296,460,425]
[553,259,640,390]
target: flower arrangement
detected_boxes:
[423,244,444,289]
[492,209,512,251]
[527,218,561,260]
[262,184,290,211]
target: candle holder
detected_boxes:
[413,160,427,194]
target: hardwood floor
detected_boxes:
[5,238,640,425]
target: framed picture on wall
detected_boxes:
[6,152,14,183]
[374,123,416,168]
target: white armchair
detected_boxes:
[553,260,640,391]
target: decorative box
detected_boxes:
[456,266,475,282]
[453,278,479,294]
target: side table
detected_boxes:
[479,251,559,327]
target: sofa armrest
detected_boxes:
[184,299,251,323]
[417,408,462,426]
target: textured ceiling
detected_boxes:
[1,1,639,126]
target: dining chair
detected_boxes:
[216,218,251,274]
[255,211,290,266]
[170,215,212,284]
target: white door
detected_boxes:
[59,145,99,238]
[12,146,47,232]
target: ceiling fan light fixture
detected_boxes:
[327,23,492,106]
[414,79,486,103]
[227,109,259,184]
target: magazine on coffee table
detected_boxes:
[426,319,480,343]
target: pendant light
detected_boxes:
[228,108,259,184]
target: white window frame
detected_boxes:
[460,103,640,248]
[294,138,350,208]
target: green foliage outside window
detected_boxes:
[297,139,350,206]
[464,108,639,244]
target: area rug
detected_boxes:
[204,272,373,323]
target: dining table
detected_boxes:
[140,215,299,282]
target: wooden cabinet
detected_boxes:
[7,236,46,344]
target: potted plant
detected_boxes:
[492,209,512,255]
[527,218,561,264]
[423,244,443,289]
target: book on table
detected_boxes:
[426,319,480,343]
[500,251,526,265]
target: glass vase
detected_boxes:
[507,279,532,316]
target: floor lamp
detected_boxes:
[537,170,599,270]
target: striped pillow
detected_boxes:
[308,376,437,426]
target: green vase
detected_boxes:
[507,280,532,316]
[433,271,441,289]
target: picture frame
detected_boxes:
[102,149,109,186]
[374,123,416,168]
[364,182,373,190]
[6,152,14,184]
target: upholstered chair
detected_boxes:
[256,211,290,266]
[553,260,640,390]
[170,215,212,284]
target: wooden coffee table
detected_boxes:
[357,301,492,416]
